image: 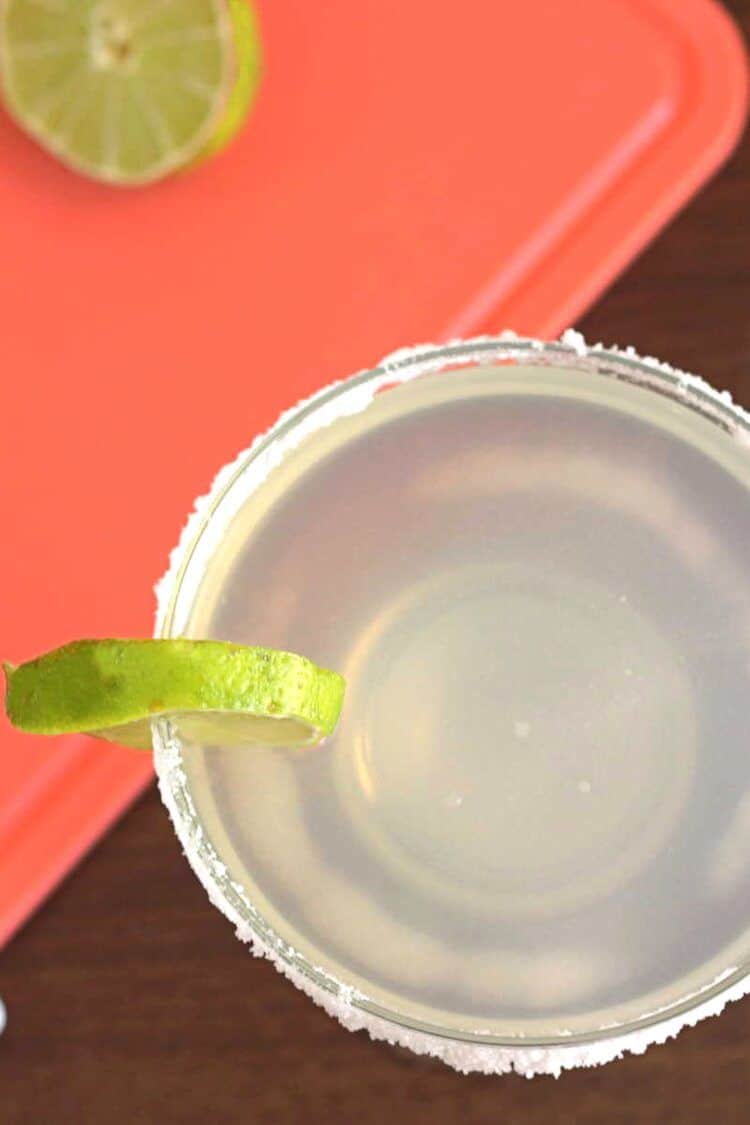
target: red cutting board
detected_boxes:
[0,0,747,947]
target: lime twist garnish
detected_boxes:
[0,0,261,184]
[3,639,345,750]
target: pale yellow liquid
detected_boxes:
[177,364,750,1038]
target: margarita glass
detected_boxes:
[154,334,750,1075]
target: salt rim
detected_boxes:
[153,331,750,1077]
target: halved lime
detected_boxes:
[0,0,261,184]
[3,639,345,750]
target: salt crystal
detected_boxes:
[560,328,587,356]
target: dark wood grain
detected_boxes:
[2,6,749,1121]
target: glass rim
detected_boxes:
[153,332,750,1069]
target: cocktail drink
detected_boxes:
[154,334,750,1075]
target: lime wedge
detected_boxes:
[0,0,261,185]
[3,639,345,750]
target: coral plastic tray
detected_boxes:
[0,0,747,945]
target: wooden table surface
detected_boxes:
[2,5,749,1121]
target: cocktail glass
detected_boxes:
[154,333,750,1075]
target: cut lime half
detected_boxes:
[3,639,345,750]
[0,0,261,184]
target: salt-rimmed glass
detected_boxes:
[153,333,750,1076]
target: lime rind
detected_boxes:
[199,0,261,159]
[4,639,345,750]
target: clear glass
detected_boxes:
[154,335,750,1074]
